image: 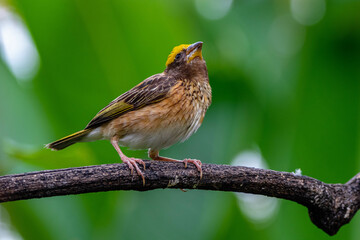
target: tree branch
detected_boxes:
[0,161,359,235]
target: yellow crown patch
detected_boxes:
[166,44,190,66]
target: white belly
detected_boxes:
[117,109,203,150]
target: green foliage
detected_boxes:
[0,0,359,239]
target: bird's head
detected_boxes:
[164,42,207,78]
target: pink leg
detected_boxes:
[149,149,203,179]
[183,159,202,179]
[111,138,146,185]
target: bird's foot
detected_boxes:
[122,156,146,186]
[183,158,203,179]
[148,150,203,180]
[111,138,146,185]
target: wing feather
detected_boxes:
[85,74,178,129]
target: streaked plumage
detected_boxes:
[46,42,211,184]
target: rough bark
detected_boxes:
[0,161,359,236]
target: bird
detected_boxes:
[46,41,212,185]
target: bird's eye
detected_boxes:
[175,53,181,61]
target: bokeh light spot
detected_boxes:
[290,0,326,26]
[217,26,249,65]
[195,0,233,20]
[269,14,306,57]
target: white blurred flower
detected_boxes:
[232,149,279,227]
[0,6,40,83]
[0,206,22,240]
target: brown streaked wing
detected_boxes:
[85,74,178,129]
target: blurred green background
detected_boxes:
[0,0,360,239]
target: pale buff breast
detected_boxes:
[99,80,211,150]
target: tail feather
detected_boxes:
[46,129,91,150]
